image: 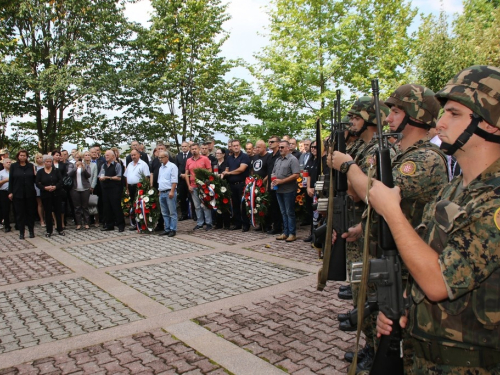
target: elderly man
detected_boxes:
[125,140,149,166]
[272,140,300,242]
[99,150,125,232]
[157,151,178,237]
[124,149,150,230]
[298,139,312,168]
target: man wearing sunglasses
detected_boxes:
[266,136,283,234]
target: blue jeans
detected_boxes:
[191,188,212,226]
[160,190,178,231]
[276,191,296,236]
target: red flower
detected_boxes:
[135,209,141,214]
[223,198,229,204]
[202,184,206,189]
[256,179,262,187]
[137,183,142,188]
[260,187,265,193]
[141,224,146,230]
[215,194,219,199]
[145,209,150,214]
[204,196,211,201]
[209,176,214,181]
[138,190,144,196]
[133,203,136,208]
[152,203,157,209]
[259,211,265,217]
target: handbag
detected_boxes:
[63,175,73,187]
[88,205,98,215]
[88,194,98,206]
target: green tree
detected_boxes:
[124,0,250,150]
[247,0,417,139]
[0,0,133,153]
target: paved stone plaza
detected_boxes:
[0,219,358,374]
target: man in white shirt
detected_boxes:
[157,151,178,237]
[124,149,150,229]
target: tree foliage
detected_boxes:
[246,0,417,140]
[0,0,133,152]
[122,0,251,151]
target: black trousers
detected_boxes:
[13,195,36,234]
[177,179,193,218]
[267,190,283,231]
[230,182,249,228]
[0,190,11,229]
[102,186,125,229]
[42,194,63,234]
[128,184,137,225]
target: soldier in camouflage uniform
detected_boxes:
[329,97,390,369]
[373,65,500,374]
[331,84,449,373]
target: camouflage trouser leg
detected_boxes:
[412,355,500,375]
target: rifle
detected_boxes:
[352,79,405,374]
[317,90,352,290]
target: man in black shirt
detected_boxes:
[222,139,251,231]
[174,141,194,221]
[251,140,269,179]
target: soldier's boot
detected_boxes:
[354,346,374,374]
[344,344,373,363]
[337,311,351,322]
[338,288,353,300]
[339,319,356,331]
[339,284,351,292]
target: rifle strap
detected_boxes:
[349,164,376,375]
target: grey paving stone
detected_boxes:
[0,234,36,253]
[36,226,130,245]
[0,252,73,286]
[63,236,211,268]
[0,278,142,354]
[110,252,311,311]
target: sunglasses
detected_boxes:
[279,146,286,149]
[269,140,277,143]
[310,146,317,149]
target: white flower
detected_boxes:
[210,184,215,189]
[139,214,144,219]
[149,217,152,222]
[143,196,150,203]
[253,209,257,213]
[255,188,259,193]
[217,209,222,214]
[221,187,226,193]
[246,202,250,206]
[256,197,261,201]
[148,227,153,231]
[148,189,154,195]
[256,204,260,207]
[209,191,214,196]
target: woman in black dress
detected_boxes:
[36,154,64,237]
[8,150,36,239]
[213,148,230,229]
[303,141,325,242]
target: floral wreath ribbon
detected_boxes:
[244,177,257,227]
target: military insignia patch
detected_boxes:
[366,156,375,166]
[400,161,416,175]
[494,207,500,231]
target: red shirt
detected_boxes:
[185,155,212,187]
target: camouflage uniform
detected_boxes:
[408,66,500,374]
[344,97,390,349]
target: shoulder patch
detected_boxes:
[494,207,500,231]
[399,161,417,176]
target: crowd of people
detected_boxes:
[0,136,322,242]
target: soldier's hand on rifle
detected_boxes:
[341,223,362,242]
[369,180,401,219]
[376,311,408,338]
[331,151,352,171]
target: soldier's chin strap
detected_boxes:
[395,114,430,133]
[351,122,376,137]
[440,114,500,156]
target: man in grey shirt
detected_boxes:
[271,140,300,242]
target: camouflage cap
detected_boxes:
[385,84,440,128]
[347,96,389,125]
[435,65,500,128]
[0,149,7,155]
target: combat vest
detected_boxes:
[410,158,500,351]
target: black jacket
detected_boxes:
[36,168,63,198]
[8,162,36,199]
[174,151,192,179]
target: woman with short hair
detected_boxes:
[67,152,91,230]
[34,152,46,227]
[36,154,64,237]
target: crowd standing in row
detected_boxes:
[0,136,321,243]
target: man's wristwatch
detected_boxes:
[340,160,356,174]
